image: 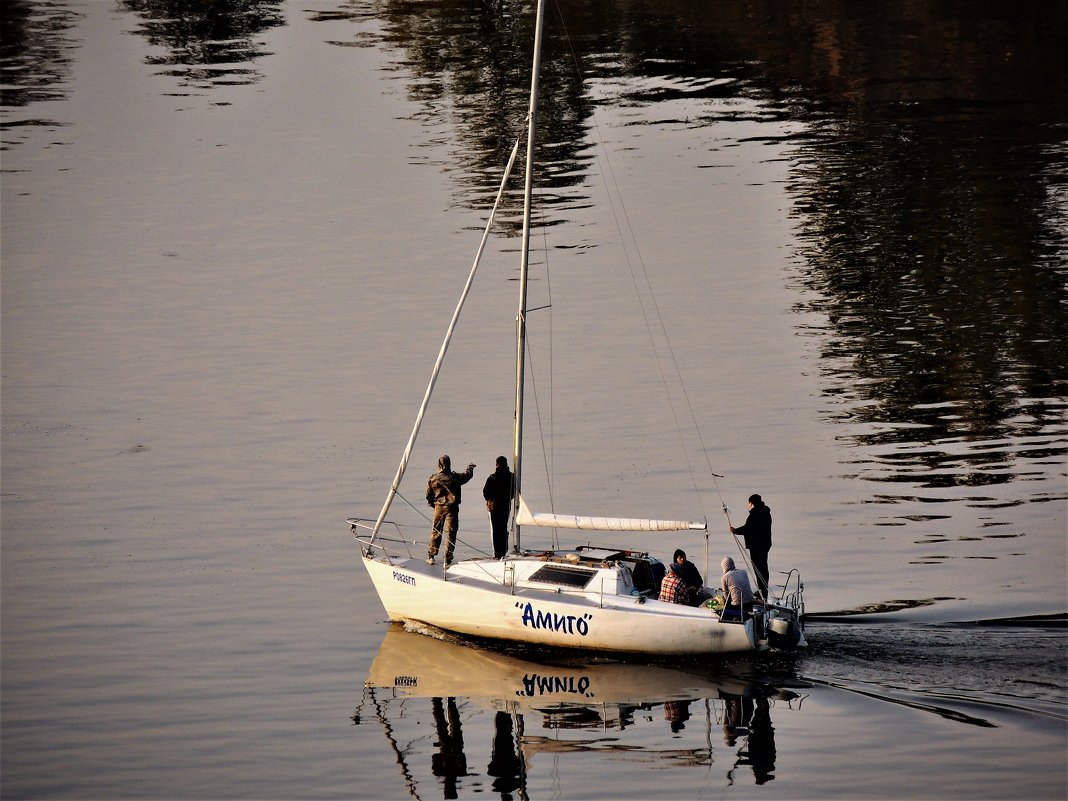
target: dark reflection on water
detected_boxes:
[358,626,802,797]
[0,0,79,107]
[3,1,1059,533]
[119,0,285,90]
[359,625,1066,798]
[324,0,824,228]
[357,683,773,794]
[324,3,1067,501]
[0,0,80,144]
[0,0,286,146]
[324,0,598,233]
[764,2,1068,496]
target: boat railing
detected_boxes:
[452,552,516,587]
[774,568,805,618]
[504,561,516,593]
[348,517,416,560]
[717,595,748,623]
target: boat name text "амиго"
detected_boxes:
[516,602,593,636]
[518,673,594,698]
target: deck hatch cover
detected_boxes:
[527,564,598,588]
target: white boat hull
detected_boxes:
[362,553,759,655]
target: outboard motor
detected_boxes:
[764,568,806,651]
[765,610,803,651]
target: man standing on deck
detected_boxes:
[426,455,475,566]
[730,493,772,598]
[482,456,515,559]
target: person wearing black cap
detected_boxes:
[729,494,772,598]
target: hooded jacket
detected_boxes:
[426,455,475,507]
[671,549,704,592]
[720,556,754,606]
[482,462,515,512]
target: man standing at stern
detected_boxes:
[729,493,772,598]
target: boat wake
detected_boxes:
[805,597,957,618]
[799,619,1067,722]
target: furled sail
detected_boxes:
[515,495,705,532]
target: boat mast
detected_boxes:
[512,0,546,555]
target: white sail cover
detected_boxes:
[516,495,705,532]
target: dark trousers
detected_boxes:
[749,548,770,597]
[489,507,509,558]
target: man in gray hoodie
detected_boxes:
[720,556,754,619]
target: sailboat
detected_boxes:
[348,0,805,656]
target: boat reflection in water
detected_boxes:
[355,625,808,799]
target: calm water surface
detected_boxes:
[2,1,1065,799]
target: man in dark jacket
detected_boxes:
[482,455,515,559]
[426,454,475,566]
[730,493,772,597]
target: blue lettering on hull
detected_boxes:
[518,673,593,698]
[515,601,592,636]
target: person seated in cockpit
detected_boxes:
[658,562,691,605]
[718,556,754,620]
[672,549,704,595]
